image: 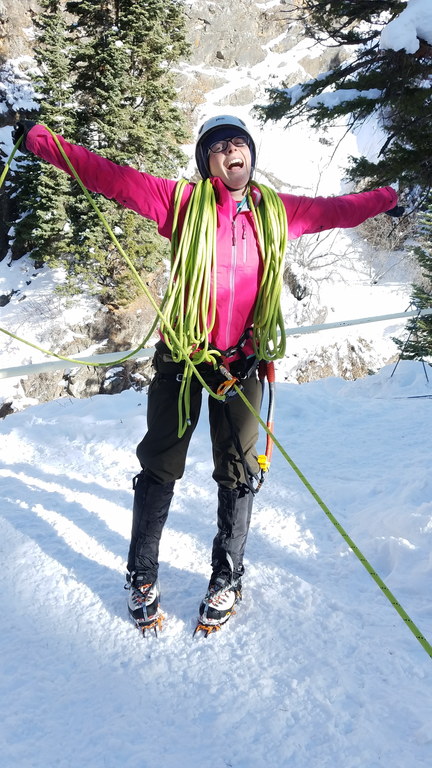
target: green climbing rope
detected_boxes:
[158,177,288,433]
[248,183,287,361]
[2,130,288,436]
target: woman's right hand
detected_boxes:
[12,120,37,153]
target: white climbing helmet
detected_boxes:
[195,114,256,180]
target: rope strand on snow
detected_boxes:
[235,382,432,661]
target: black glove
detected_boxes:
[12,120,37,153]
[385,204,405,218]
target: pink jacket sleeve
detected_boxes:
[25,124,190,238]
[281,187,398,239]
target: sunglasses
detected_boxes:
[208,136,249,154]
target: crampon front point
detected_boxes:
[193,609,236,638]
[133,610,165,637]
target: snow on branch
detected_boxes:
[380,0,432,54]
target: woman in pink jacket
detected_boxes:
[13,115,400,634]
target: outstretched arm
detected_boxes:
[12,122,188,237]
[281,187,399,239]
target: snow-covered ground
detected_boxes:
[1,360,431,767]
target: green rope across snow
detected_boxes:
[236,383,432,660]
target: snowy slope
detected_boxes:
[1,360,431,768]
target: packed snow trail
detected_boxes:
[0,361,431,768]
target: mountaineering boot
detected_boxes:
[198,560,242,628]
[126,471,174,634]
[126,574,162,633]
[195,485,253,635]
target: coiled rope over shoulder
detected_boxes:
[248,183,287,361]
[159,178,288,434]
[160,178,219,366]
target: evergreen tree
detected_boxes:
[11,0,76,266]
[64,0,190,303]
[257,1,432,198]
[396,203,432,359]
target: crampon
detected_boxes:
[132,610,165,638]
[193,609,236,638]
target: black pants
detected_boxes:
[128,343,262,582]
[136,343,262,487]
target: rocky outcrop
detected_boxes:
[0,0,38,61]
[178,1,351,122]
[290,339,398,383]
[1,300,155,416]
[185,0,295,68]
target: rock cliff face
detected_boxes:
[177,0,296,117]
[178,1,345,115]
[185,0,294,68]
[0,0,38,61]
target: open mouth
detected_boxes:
[226,158,244,170]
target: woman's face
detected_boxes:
[208,138,252,199]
